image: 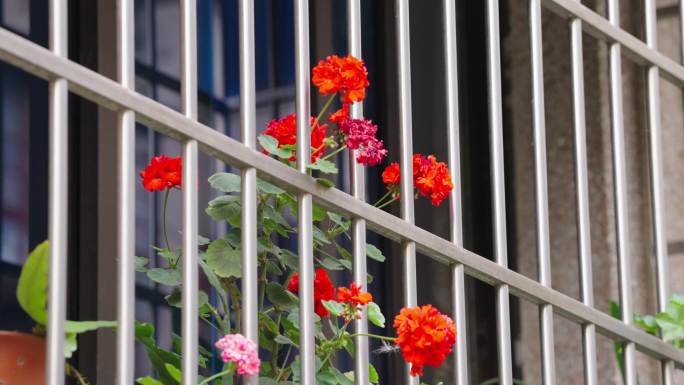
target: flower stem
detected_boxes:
[349,332,396,342]
[198,368,234,385]
[375,195,398,210]
[162,188,172,253]
[372,190,393,207]
[66,362,90,385]
[320,145,347,162]
[314,94,337,126]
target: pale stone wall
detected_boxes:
[504,0,684,383]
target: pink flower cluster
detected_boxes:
[215,334,260,376]
[338,118,388,166]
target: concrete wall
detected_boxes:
[504,0,684,383]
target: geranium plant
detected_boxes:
[134,54,458,385]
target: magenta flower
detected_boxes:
[356,138,388,166]
[215,334,260,376]
[338,118,387,165]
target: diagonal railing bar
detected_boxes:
[3,25,684,371]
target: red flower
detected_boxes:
[312,55,369,104]
[287,268,335,318]
[393,304,456,377]
[337,283,373,307]
[328,103,350,124]
[382,163,400,186]
[140,155,182,192]
[262,113,328,162]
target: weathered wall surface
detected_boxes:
[504,0,684,383]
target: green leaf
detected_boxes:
[274,334,297,346]
[266,282,298,309]
[64,320,117,334]
[16,240,49,324]
[209,172,242,193]
[316,178,335,188]
[313,204,327,222]
[257,179,285,195]
[307,158,338,174]
[634,314,658,335]
[327,212,350,232]
[65,332,78,358]
[136,377,164,385]
[366,244,386,262]
[135,322,182,385]
[322,300,345,317]
[259,378,278,385]
[316,370,338,385]
[147,268,182,286]
[156,248,181,264]
[164,364,182,382]
[205,239,241,278]
[206,196,242,223]
[278,249,299,270]
[316,255,345,271]
[199,258,227,297]
[367,302,385,328]
[259,135,293,159]
[135,256,150,272]
[197,234,211,246]
[369,363,379,384]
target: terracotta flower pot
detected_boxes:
[0,331,45,385]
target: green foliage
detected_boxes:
[307,158,338,174]
[205,239,241,278]
[259,135,294,159]
[16,240,49,324]
[367,302,385,328]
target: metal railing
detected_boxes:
[0,0,681,384]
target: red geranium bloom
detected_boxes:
[393,304,456,377]
[140,155,182,192]
[287,268,335,318]
[262,113,328,161]
[337,283,373,307]
[415,155,453,206]
[328,103,350,124]
[382,162,400,186]
[312,55,369,104]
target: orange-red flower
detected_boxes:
[380,154,453,206]
[140,155,182,192]
[393,304,456,377]
[262,113,328,161]
[312,55,369,104]
[382,162,400,185]
[328,103,350,124]
[287,268,335,318]
[337,283,373,307]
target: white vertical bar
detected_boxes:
[569,5,598,385]
[643,1,675,383]
[606,1,636,384]
[347,1,370,384]
[395,0,418,383]
[47,0,68,383]
[294,1,315,385]
[116,0,136,383]
[239,1,258,385]
[485,1,513,384]
[181,0,198,384]
[442,0,469,384]
[529,1,556,384]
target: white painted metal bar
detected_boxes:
[6,20,684,371]
[116,0,136,383]
[347,1,370,384]
[238,0,258,384]
[529,1,557,384]
[606,1,636,384]
[568,4,598,385]
[485,1,513,384]
[395,0,418,383]
[680,0,684,64]
[294,1,315,384]
[644,1,675,384]
[180,0,199,383]
[47,0,68,383]
[442,0,469,383]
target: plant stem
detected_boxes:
[258,255,268,310]
[65,362,89,385]
[349,332,396,342]
[162,188,172,252]
[271,310,283,375]
[375,196,398,210]
[372,189,393,207]
[275,345,294,382]
[198,368,234,385]
[314,94,337,126]
[319,145,347,162]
